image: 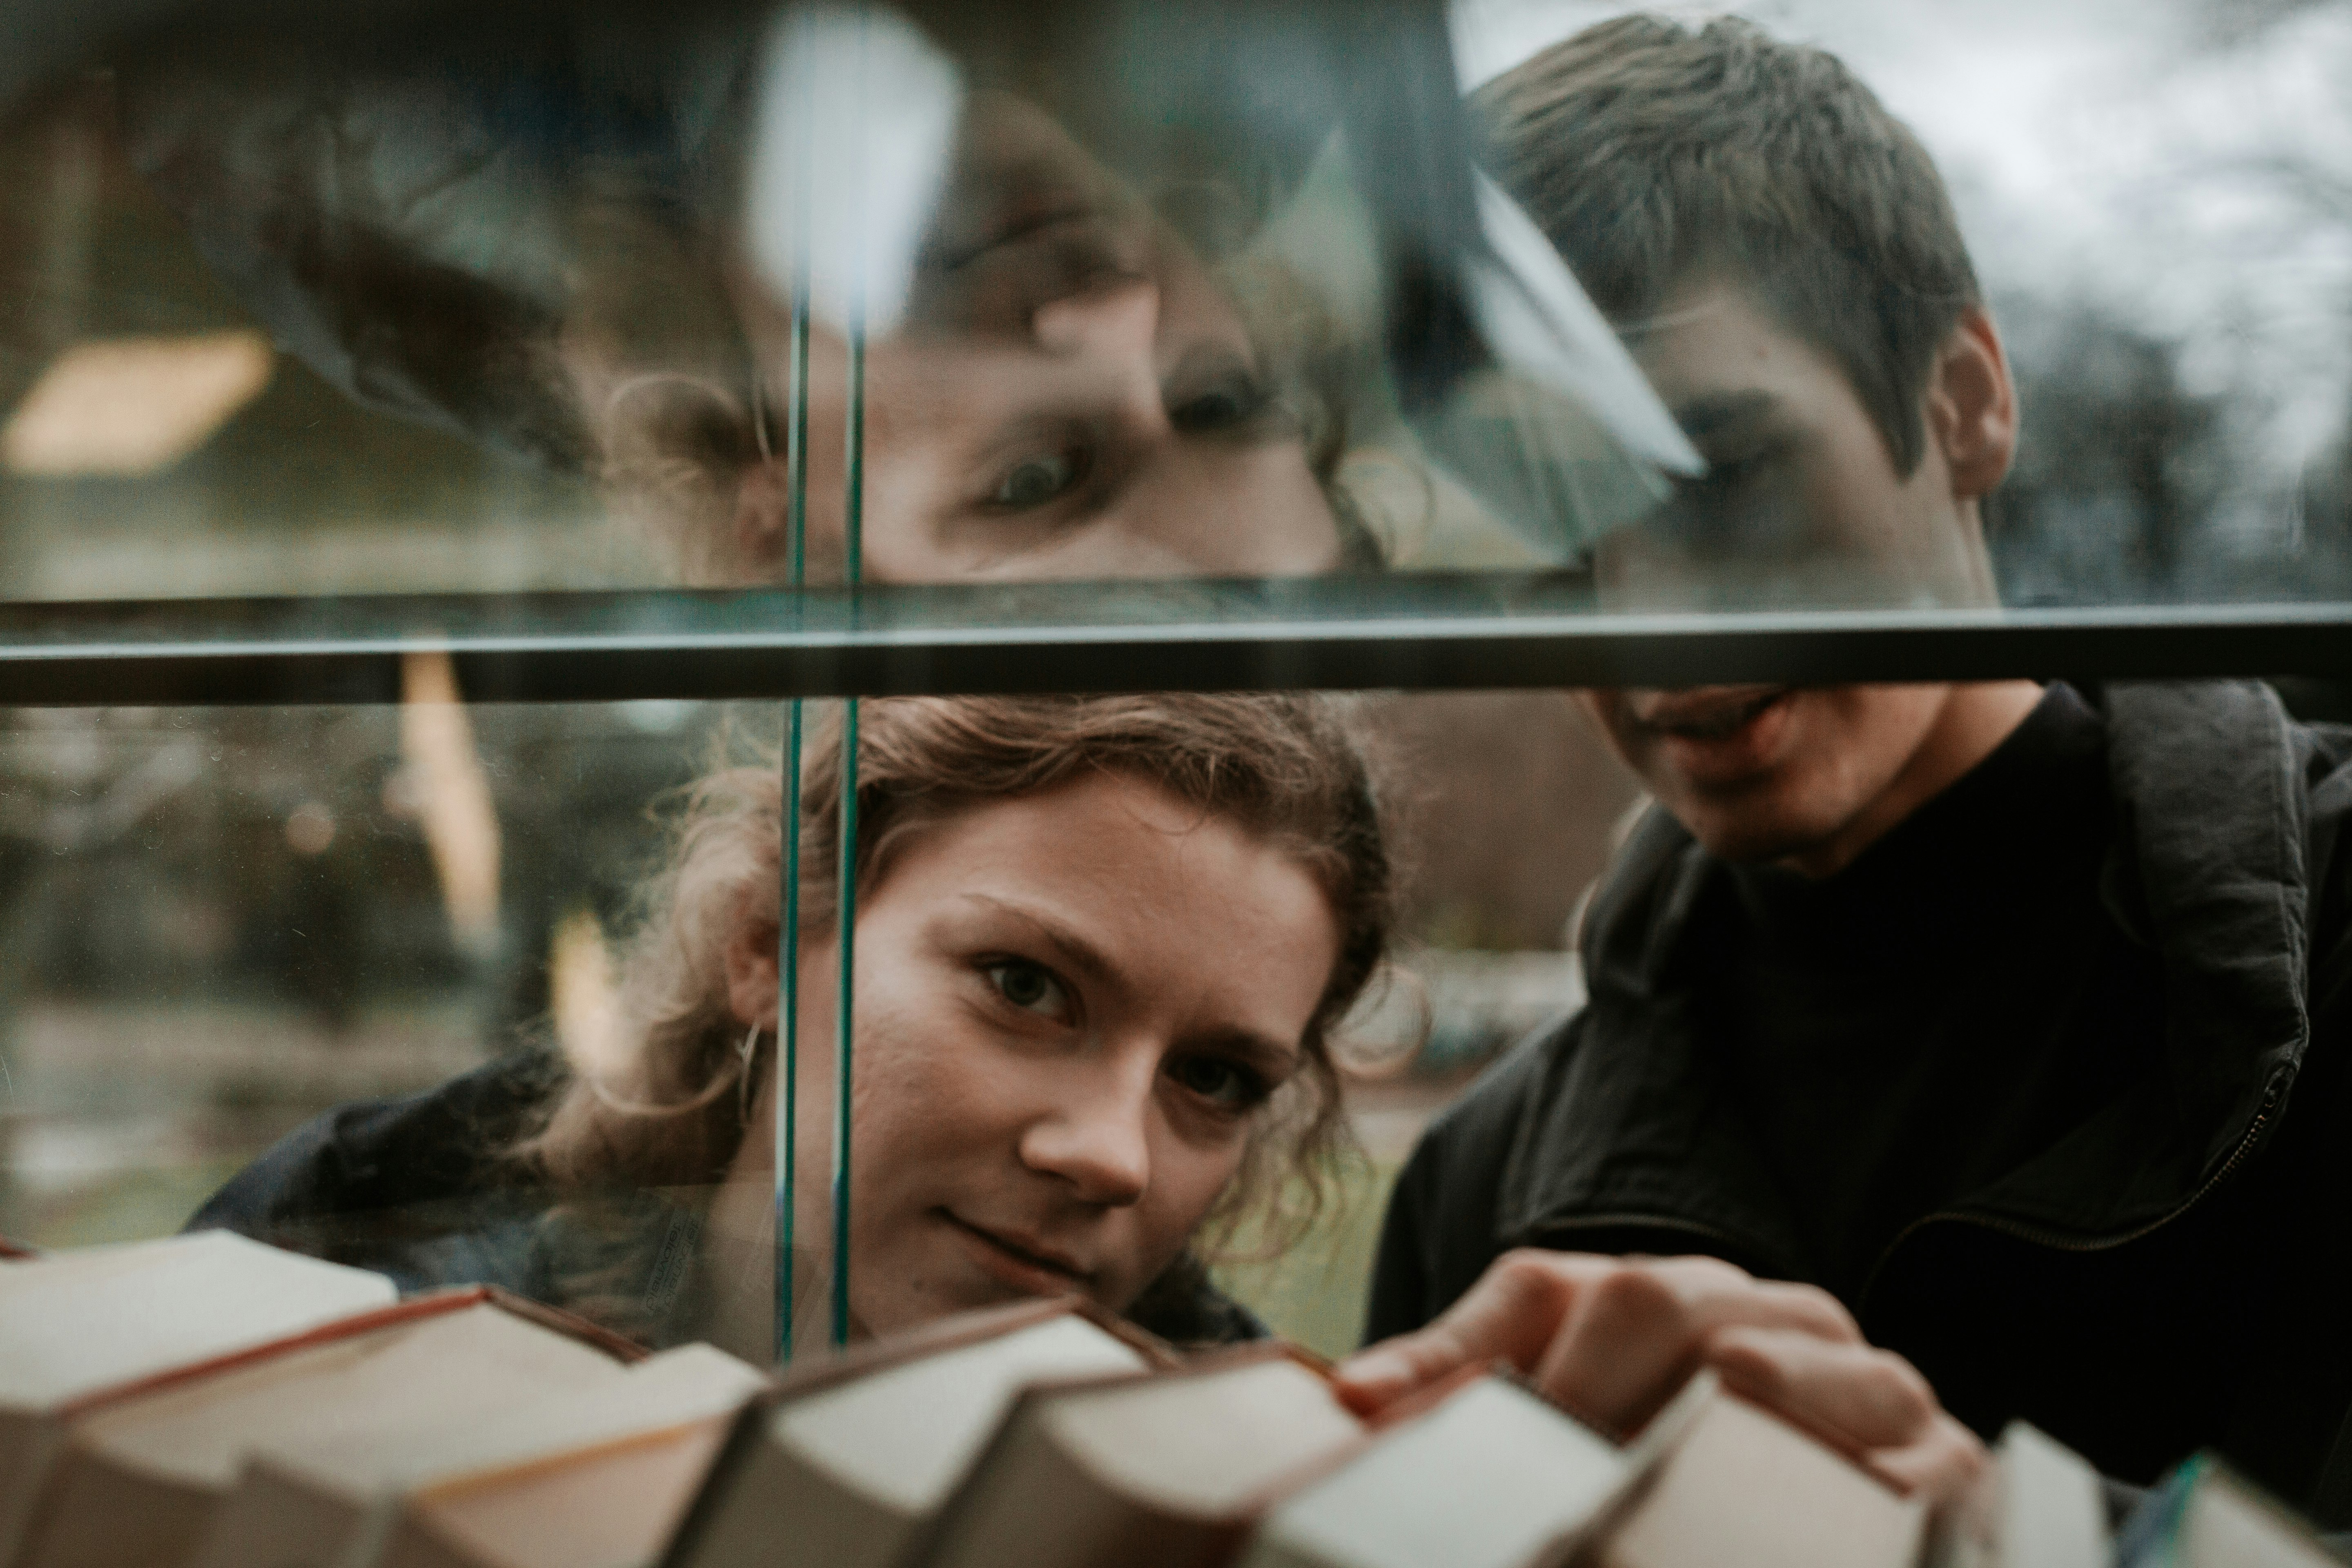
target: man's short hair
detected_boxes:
[1471,15,1980,477]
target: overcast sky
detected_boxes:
[1450,0,2352,477]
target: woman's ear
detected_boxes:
[1924,306,2019,502]
[724,918,782,1031]
[731,458,793,573]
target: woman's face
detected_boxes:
[724,92,1345,582]
[794,773,1341,1337]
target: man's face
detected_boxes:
[1578,280,2001,867]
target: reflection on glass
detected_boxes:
[552,1,1687,587]
[1471,14,2010,619]
[1459,3,2352,613]
[3,1,2350,605]
[0,689,1637,1360]
[0,0,1709,602]
[717,90,1360,583]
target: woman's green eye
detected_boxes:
[985,960,1069,1018]
[990,448,1088,509]
[1167,1054,1270,1110]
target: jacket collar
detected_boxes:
[1496,681,2314,1262]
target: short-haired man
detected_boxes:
[1334,16,2352,1525]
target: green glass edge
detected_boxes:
[775,26,817,1368]
[832,5,869,1351]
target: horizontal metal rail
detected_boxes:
[3,575,2352,705]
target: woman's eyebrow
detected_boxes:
[958,893,1118,984]
[956,894,1307,1070]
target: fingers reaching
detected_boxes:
[1529,1258,1860,1434]
[1338,1249,1983,1514]
[1703,1325,1988,1510]
[1862,1414,1989,1511]
[1334,1249,1578,1414]
[1335,1250,1860,1432]
[1704,1325,1935,1451]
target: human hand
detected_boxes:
[1334,1250,1986,1510]
[1704,1323,1989,1508]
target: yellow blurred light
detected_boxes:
[400,649,504,960]
[1,330,274,477]
[550,908,623,1078]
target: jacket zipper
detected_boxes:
[1854,1071,2287,1315]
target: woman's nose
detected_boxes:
[1017,1072,1152,1208]
[1031,278,1167,431]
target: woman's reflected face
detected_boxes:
[729,92,1345,581]
[795,772,1340,1338]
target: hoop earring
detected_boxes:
[737,1022,766,1127]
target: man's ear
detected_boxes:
[1924,306,2018,502]
[723,916,782,1031]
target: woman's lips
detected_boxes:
[940,1211,1094,1298]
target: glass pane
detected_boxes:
[0,0,1659,601]
[21,674,2352,1532]
[0,693,852,1361]
[11,2,2352,1531]
[1447,3,2352,617]
[0,687,1625,1361]
[12,0,2339,622]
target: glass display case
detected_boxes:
[7,0,2352,1541]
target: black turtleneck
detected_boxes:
[1710,683,2167,1306]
